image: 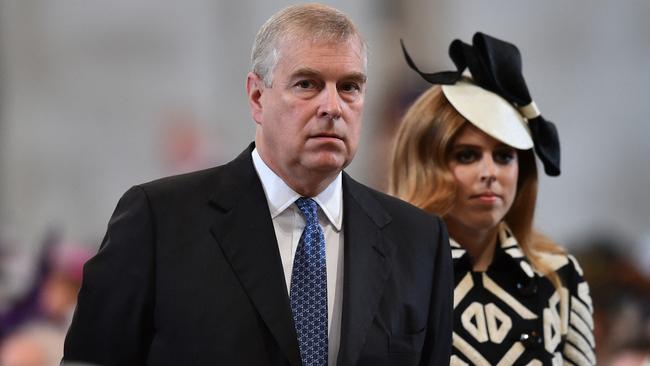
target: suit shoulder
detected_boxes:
[345,176,442,226]
[135,145,254,201]
[118,164,233,212]
[370,186,436,218]
[138,165,224,194]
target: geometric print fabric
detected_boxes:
[450,225,595,365]
[453,272,537,365]
[290,197,328,366]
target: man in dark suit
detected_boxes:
[63,4,452,366]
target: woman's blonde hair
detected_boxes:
[389,85,564,287]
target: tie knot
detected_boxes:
[295,197,319,224]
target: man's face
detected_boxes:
[248,37,366,192]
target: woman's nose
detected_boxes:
[479,154,497,184]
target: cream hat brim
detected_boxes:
[442,78,534,150]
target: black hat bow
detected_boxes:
[401,32,561,176]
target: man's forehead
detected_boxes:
[276,37,366,76]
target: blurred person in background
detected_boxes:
[390,33,595,365]
[575,238,650,365]
[63,3,453,366]
[0,231,91,340]
[0,323,65,366]
[609,345,650,366]
[159,109,216,175]
[38,243,92,328]
[1,231,59,338]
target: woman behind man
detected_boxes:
[390,33,595,365]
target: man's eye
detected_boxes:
[455,150,478,164]
[494,149,517,164]
[295,80,317,89]
[339,82,361,93]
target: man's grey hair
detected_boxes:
[251,3,368,87]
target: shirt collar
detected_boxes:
[251,148,343,231]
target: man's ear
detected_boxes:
[246,72,265,125]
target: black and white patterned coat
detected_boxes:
[450,226,595,366]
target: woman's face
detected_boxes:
[446,124,519,233]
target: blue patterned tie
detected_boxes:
[291,197,328,366]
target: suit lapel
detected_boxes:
[209,145,301,366]
[337,174,394,366]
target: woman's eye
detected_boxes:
[494,149,517,164]
[455,150,478,164]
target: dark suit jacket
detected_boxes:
[63,144,453,366]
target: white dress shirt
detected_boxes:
[252,148,343,366]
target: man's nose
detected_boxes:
[318,84,342,120]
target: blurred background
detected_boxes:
[0,0,648,365]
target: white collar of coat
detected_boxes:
[449,223,536,279]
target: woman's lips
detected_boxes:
[471,193,501,203]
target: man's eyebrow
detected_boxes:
[344,72,367,84]
[290,68,321,79]
[289,68,367,83]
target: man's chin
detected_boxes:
[302,154,348,174]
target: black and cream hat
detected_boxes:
[401,32,561,176]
